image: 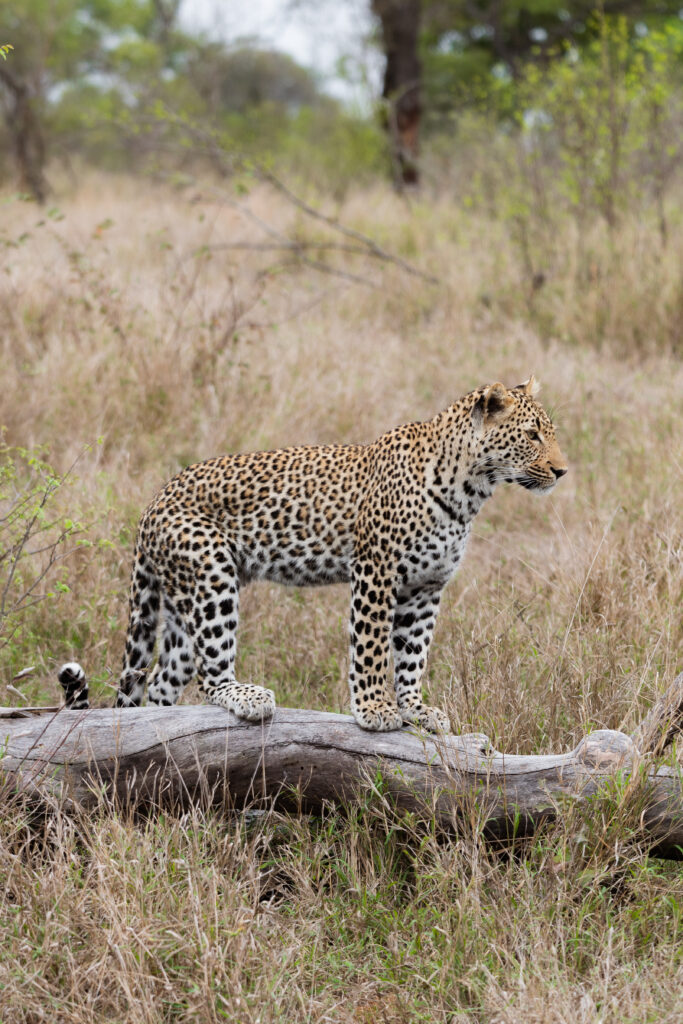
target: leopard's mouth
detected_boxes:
[516,474,556,493]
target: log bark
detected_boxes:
[1,690,682,859]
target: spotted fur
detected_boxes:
[64,378,567,732]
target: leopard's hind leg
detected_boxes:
[147,593,195,706]
[163,527,275,722]
[117,548,161,707]
[191,560,276,722]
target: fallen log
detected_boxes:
[1,672,682,859]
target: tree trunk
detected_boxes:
[372,0,422,188]
[0,64,47,203]
[2,673,682,859]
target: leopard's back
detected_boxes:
[139,442,373,587]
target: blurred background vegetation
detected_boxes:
[1,0,682,215]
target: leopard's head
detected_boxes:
[471,377,568,493]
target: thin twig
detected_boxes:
[255,164,440,285]
[194,240,372,258]
[147,113,441,286]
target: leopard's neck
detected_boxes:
[425,401,495,525]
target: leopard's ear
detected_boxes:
[472,383,515,429]
[514,375,540,397]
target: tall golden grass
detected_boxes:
[0,172,681,1022]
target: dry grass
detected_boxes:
[0,171,681,1022]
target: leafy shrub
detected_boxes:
[513,16,683,231]
[0,439,84,677]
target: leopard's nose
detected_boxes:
[552,466,568,479]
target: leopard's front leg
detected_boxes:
[392,582,450,734]
[348,558,403,732]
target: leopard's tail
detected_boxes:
[59,552,161,710]
[58,662,90,709]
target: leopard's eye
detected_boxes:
[527,429,542,443]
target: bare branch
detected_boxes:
[146,115,441,286]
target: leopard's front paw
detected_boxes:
[400,704,450,734]
[210,682,276,722]
[353,699,404,732]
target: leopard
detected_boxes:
[60,377,567,733]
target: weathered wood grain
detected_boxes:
[2,703,681,858]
